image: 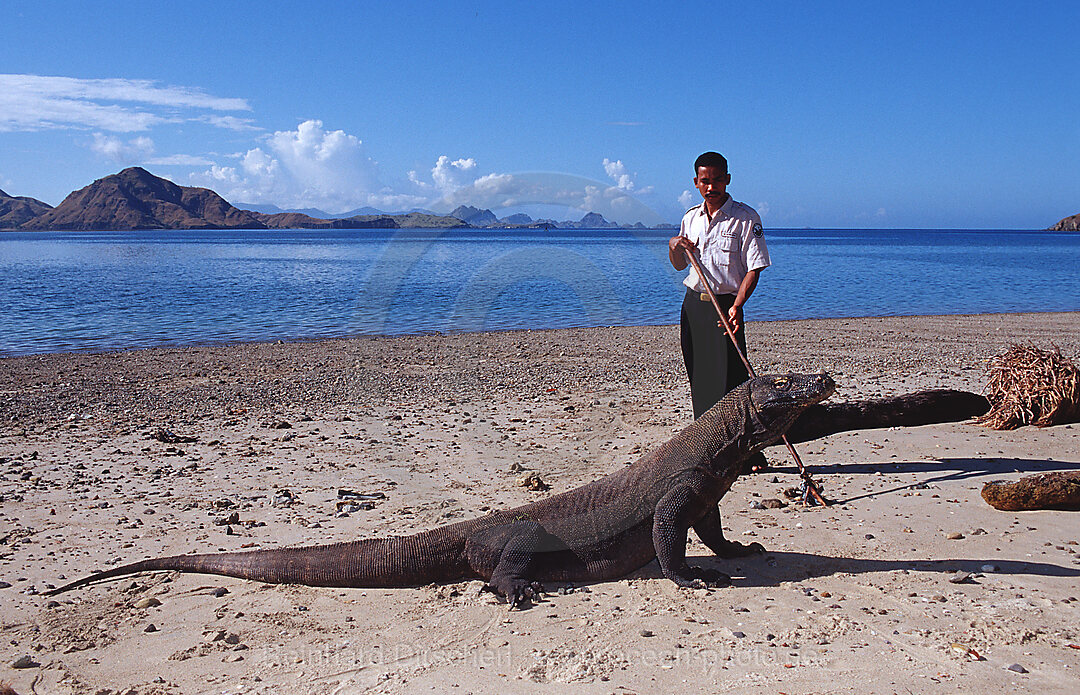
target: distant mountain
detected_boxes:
[1049,213,1079,231]
[249,211,337,229]
[555,212,618,229]
[330,215,400,229]
[450,205,498,226]
[336,206,385,217]
[239,203,335,219]
[22,167,265,231]
[3,170,679,232]
[500,213,533,225]
[0,188,52,228]
[340,206,447,216]
[579,212,615,228]
[350,212,471,228]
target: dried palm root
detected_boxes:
[982,471,1080,511]
[974,343,1080,429]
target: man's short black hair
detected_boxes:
[694,151,728,174]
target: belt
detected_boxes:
[687,289,734,302]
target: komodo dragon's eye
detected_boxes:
[773,377,789,388]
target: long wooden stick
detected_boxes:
[683,249,828,506]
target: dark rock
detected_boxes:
[982,471,1080,511]
[150,428,197,444]
[1049,213,1080,231]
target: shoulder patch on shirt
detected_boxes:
[753,222,764,237]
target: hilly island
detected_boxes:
[0,167,668,232]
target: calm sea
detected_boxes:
[1,228,1077,357]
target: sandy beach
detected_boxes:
[1,312,1078,694]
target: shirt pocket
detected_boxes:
[710,236,737,266]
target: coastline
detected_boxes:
[3,311,1078,426]
[2,312,1079,693]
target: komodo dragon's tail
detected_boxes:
[46,532,469,595]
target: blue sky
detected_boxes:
[1,0,1077,227]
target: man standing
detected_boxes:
[669,151,771,470]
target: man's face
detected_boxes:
[694,166,731,208]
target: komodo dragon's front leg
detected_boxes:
[693,505,765,558]
[653,486,733,588]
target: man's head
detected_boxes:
[693,151,731,210]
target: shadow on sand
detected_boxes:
[617,551,1080,589]
[717,551,1080,587]
[757,456,1080,505]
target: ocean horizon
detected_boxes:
[1,227,1077,357]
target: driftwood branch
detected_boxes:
[783,389,990,445]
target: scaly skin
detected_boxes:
[49,374,983,605]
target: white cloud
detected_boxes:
[197,115,260,132]
[89,133,155,164]
[603,158,634,191]
[431,156,479,195]
[439,172,524,208]
[678,190,696,209]
[145,154,215,166]
[366,189,428,212]
[0,74,250,132]
[407,170,430,189]
[602,158,653,195]
[193,138,666,223]
[190,119,382,212]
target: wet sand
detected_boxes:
[1,312,1078,693]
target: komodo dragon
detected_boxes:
[47,374,987,605]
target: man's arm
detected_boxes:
[726,268,761,333]
[668,235,695,271]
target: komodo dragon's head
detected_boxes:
[746,372,836,447]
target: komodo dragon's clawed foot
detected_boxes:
[672,565,731,589]
[483,580,544,610]
[712,539,765,558]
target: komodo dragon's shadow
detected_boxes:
[623,552,1080,588]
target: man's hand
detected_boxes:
[720,304,743,333]
[668,236,696,271]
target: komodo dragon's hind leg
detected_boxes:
[693,505,765,558]
[466,521,560,609]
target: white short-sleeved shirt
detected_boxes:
[679,195,770,295]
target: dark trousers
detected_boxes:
[680,289,766,473]
[680,290,750,419]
